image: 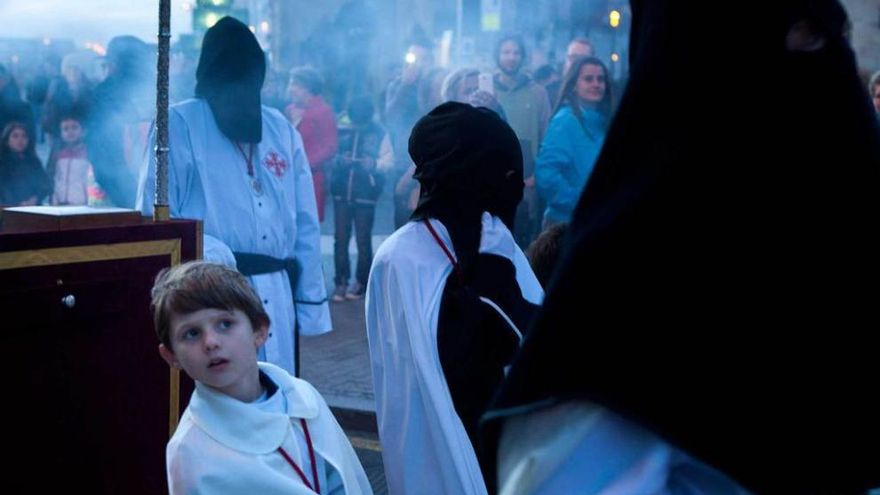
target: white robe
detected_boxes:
[137,99,331,375]
[166,362,372,495]
[496,401,750,495]
[365,217,543,495]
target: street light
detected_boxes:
[204,12,220,28]
[609,9,621,80]
[609,10,621,28]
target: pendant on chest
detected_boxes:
[251,177,264,196]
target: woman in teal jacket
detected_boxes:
[535,56,612,226]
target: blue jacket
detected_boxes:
[535,105,607,224]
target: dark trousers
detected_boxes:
[514,185,541,250]
[333,200,375,286]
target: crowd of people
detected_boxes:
[1,36,154,209]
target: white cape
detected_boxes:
[365,218,543,494]
[166,362,372,495]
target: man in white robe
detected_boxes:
[138,16,330,376]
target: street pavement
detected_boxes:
[299,193,396,494]
[300,293,387,493]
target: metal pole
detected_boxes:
[154,0,171,222]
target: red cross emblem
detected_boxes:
[263,151,288,178]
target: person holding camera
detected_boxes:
[330,95,393,301]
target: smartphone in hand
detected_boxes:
[478,73,494,96]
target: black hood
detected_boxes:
[195,16,265,143]
[483,0,880,493]
[409,102,523,273]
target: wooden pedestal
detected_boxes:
[0,215,200,493]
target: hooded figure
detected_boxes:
[409,102,525,272]
[365,102,543,495]
[137,16,331,378]
[195,17,265,144]
[483,1,880,494]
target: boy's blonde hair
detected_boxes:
[151,261,270,348]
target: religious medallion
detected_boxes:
[251,178,263,196]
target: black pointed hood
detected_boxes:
[409,102,523,274]
[195,16,265,143]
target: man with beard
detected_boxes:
[483,1,880,493]
[137,17,331,377]
[365,102,543,495]
[492,35,551,249]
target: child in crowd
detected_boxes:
[330,95,393,301]
[0,121,50,207]
[151,261,372,495]
[46,110,106,205]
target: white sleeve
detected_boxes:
[287,123,332,335]
[203,235,236,267]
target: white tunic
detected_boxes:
[365,216,543,495]
[497,401,749,495]
[137,99,331,375]
[166,362,372,495]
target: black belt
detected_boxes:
[232,252,327,306]
[234,252,299,284]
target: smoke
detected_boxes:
[0,1,191,47]
[0,0,632,208]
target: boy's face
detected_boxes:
[60,119,84,145]
[159,308,267,402]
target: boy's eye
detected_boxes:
[182,328,200,340]
[218,319,233,330]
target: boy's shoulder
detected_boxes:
[258,362,324,411]
[166,409,202,455]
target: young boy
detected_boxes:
[46,110,107,205]
[151,261,372,495]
